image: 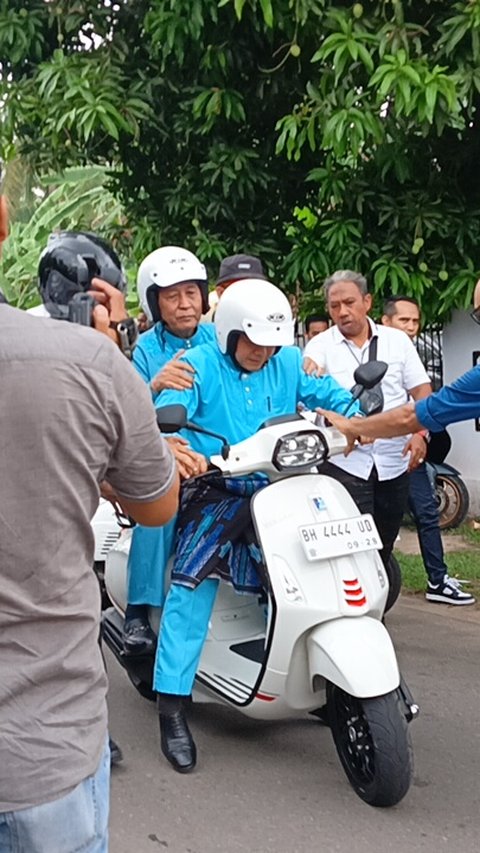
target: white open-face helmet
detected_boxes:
[137,246,208,323]
[215,279,295,356]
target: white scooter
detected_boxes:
[102,363,418,807]
[91,498,122,607]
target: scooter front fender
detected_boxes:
[307,616,400,698]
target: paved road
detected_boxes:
[107,598,480,853]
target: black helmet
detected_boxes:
[38,231,127,320]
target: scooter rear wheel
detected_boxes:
[327,683,413,807]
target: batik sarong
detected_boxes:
[172,472,268,593]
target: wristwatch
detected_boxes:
[109,317,139,360]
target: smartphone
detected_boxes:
[68,293,95,326]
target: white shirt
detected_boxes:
[27,304,50,317]
[304,319,430,481]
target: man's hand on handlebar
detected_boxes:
[166,437,208,480]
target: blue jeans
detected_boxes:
[0,739,110,853]
[408,463,447,586]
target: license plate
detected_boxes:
[298,514,382,561]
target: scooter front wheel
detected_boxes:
[326,683,413,807]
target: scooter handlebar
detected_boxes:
[210,416,348,477]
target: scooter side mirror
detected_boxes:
[156,404,188,433]
[155,404,231,460]
[353,360,388,389]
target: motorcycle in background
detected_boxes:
[427,429,469,529]
[428,462,470,530]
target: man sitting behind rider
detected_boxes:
[125,251,270,651]
[123,247,212,651]
[152,279,361,774]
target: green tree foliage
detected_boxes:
[1,0,480,320]
[0,166,139,309]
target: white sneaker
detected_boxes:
[444,574,470,588]
[426,576,476,606]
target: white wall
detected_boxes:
[441,309,480,514]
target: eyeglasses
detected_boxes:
[470,306,480,325]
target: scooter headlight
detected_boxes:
[272,430,328,471]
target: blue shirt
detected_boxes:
[157,342,359,458]
[133,322,216,398]
[127,320,216,605]
[415,366,480,431]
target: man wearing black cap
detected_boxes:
[216,253,266,294]
[204,254,267,321]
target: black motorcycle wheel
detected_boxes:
[327,683,413,807]
[385,554,402,613]
[435,474,469,530]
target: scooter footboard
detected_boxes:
[307,617,400,698]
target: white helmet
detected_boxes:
[137,246,208,322]
[215,279,295,356]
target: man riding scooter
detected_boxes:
[123,250,272,652]
[150,279,362,773]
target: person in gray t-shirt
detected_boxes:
[0,214,179,849]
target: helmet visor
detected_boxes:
[241,317,295,347]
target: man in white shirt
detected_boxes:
[304,269,431,574]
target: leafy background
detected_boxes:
[1,0,480,319]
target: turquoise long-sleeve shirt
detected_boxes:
[157,341,359,458]
[132,322,216,397]
[127,320,215,606]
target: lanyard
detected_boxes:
[345,333,378,366]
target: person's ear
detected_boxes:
[216,284,226,298]
[364,292,373,312]
[381,313,391,326]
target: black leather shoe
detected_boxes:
[109,737,123,767]
[122,617,157,655]
[159,710,197,773]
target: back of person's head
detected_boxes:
[38,231,126,320]
[216,254,266,289]
[215,278,294,356]
[137,245,208,323]
[383,294,419,319]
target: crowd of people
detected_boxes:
[2,177,480,851]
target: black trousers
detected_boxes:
[320,462,410,568]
